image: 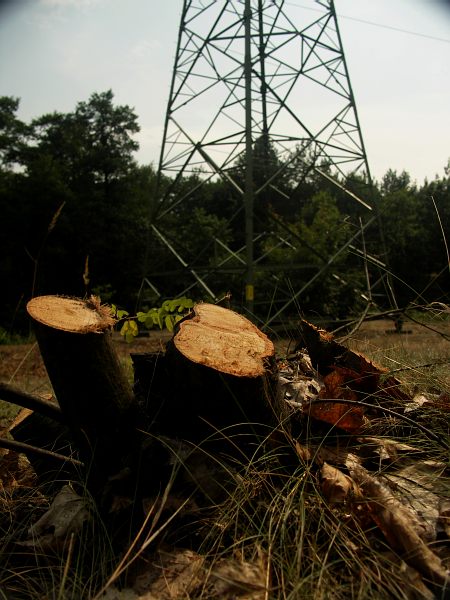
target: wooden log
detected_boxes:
[144,303,284,442]
[26,295,140,488]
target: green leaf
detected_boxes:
[116,309,129,320]
[161,300,172,312]
[119,321,130,337]
[120,319,138,341]
[144,317,154,329]
[168,299,179,313]
[181,297,194,309]
[165,315,174,332]
[125,331,135,343]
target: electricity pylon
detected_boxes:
[142,0,390,327]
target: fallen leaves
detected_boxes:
[287,320,450,597]
[351,465,450,588]
[102,549,268,600]
[2,316,449,599]
[133,549,205,599]
[320,462,361,503]
[18,484,90,551]
[305,400,366,432]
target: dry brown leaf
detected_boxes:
[373,551,437,600]
[7,407,34,432]
[294,443,361,470]
[384,460,448,543]
[439,499,450,538]
[320,462,361,503]
[356,436,419,463]
[294,441,314,463]
[101,588,138,600]
[351,465,450,588]
[130,550,268,600]
[19,484,90,551]
[299,320,412,404]
[280,376,322,405]
[305,400,365,432]
[317,446,361,469]
[132,549,204,599]
[0,449,36,490]
[207,556,268,599]
[321,368,359,401]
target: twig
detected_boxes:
[8,342,39,384]
[0,382,63,422]
[403,311,450,342]
[335,301,372,342]
[389,359,450,374]
[0,436,83,467]
[431,195,450,275]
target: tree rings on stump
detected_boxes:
[27,295,115,334]
[173,303,274,378]
[159,303,283,442]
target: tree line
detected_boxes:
[1,91,449,333]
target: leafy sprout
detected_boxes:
[111,297,194,342]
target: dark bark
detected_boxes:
[26,295,140,490]
[133,303,285,444]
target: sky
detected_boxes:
[0,0,449,185]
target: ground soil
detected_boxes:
[0,331,172,426]
[1,318,449,426]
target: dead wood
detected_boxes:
[0,436,82,468]
[26,295,141,489]
[153,303,285,441]
[0,381,63,422]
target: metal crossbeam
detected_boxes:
[141,1,392,322]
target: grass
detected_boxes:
[345,315,450,393]
[0,314,449,599]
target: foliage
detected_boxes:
[0,89,449,331]
[111,297,194,342]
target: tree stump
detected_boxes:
[136,303,284,442]
[26,295,139,489]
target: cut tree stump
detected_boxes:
[135,303,284,442]
[26,295,140,489]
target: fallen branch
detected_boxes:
[0,436,83,467]
[0,382,63,422]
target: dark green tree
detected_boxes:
[0,96,29,168]
[0,92,145,329]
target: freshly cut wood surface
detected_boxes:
[27,295,115,333]
[174,303,274,377]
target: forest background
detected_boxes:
[1,90,449,334]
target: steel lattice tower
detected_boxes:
[142,0,389,327]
